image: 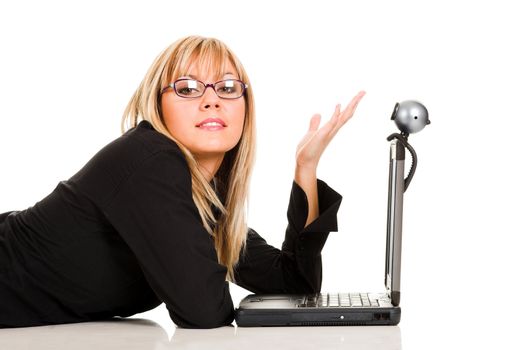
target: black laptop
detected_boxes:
[235,137,409,327]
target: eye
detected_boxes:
[217,80,240,95]
[217,86,238,94]
[177,87,199,95]
[175,80,202,96]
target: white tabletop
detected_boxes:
[0,319,401,350]
[1,301,523,350]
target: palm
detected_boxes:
[296,91,366,169]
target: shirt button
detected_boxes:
[299,245,305,251]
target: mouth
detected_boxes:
[196,118,227,128]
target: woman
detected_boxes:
[0,36,365,328]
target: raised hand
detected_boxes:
[296,90,366,171]
[294,90,366,228]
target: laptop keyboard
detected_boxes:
[298,293,392,308]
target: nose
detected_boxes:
[200,85,221,110]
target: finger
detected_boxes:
[314,104,341,141]
[324,104,342,129]
[329,103,342,131]
[341,91,366,120]
[327,91,366,139]
[340,91,366,123]
[309,114,322,132]
[332,103,341,122]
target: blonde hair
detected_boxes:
[121,36,255,281]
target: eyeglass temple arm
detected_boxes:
[161,83,175,94]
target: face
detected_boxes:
[161,61,246,165]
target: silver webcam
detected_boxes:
[391,100,430,135]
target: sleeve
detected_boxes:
[102,150,234,329]
[233,179,342,294]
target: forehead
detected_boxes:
[181,59,238,81]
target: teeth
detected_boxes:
[201,122,222,127]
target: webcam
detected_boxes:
[390,100,430,135]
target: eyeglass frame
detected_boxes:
[161,78,249,99]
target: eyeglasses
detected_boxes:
[161,78,248,99]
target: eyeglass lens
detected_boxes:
[175,80,244,99]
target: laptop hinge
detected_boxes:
[391,291,400,306]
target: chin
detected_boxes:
[190,144,233,157]
[198,140,240,153]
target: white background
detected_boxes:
[1,0,524,348]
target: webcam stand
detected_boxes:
[384,132,418,306]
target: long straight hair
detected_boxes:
[121,36,256,281]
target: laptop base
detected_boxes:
[235,294,401,327]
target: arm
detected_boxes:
[104,150,234,329]
[233,92,365,294]
[233,179,342,294]
[295,91,366,227]
[294,167,318,227]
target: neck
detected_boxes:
[194,153,224,182]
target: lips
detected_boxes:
[196,118,227,128]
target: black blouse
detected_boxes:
[0,120,342,329]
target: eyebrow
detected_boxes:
[185,72,237,80]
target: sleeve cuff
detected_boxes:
[287,179,343,234]
[283,179,343,257]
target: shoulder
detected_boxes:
[69,120,190,206]
[102,120,182,161]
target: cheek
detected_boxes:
[162,98,190,135]
[232,103,246,135]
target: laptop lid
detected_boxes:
[385,139,405,306]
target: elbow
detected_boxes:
[170,312,233,329]
[166,281,235,329]
[168,304,234,329]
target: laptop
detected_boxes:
[235,138,408,326]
